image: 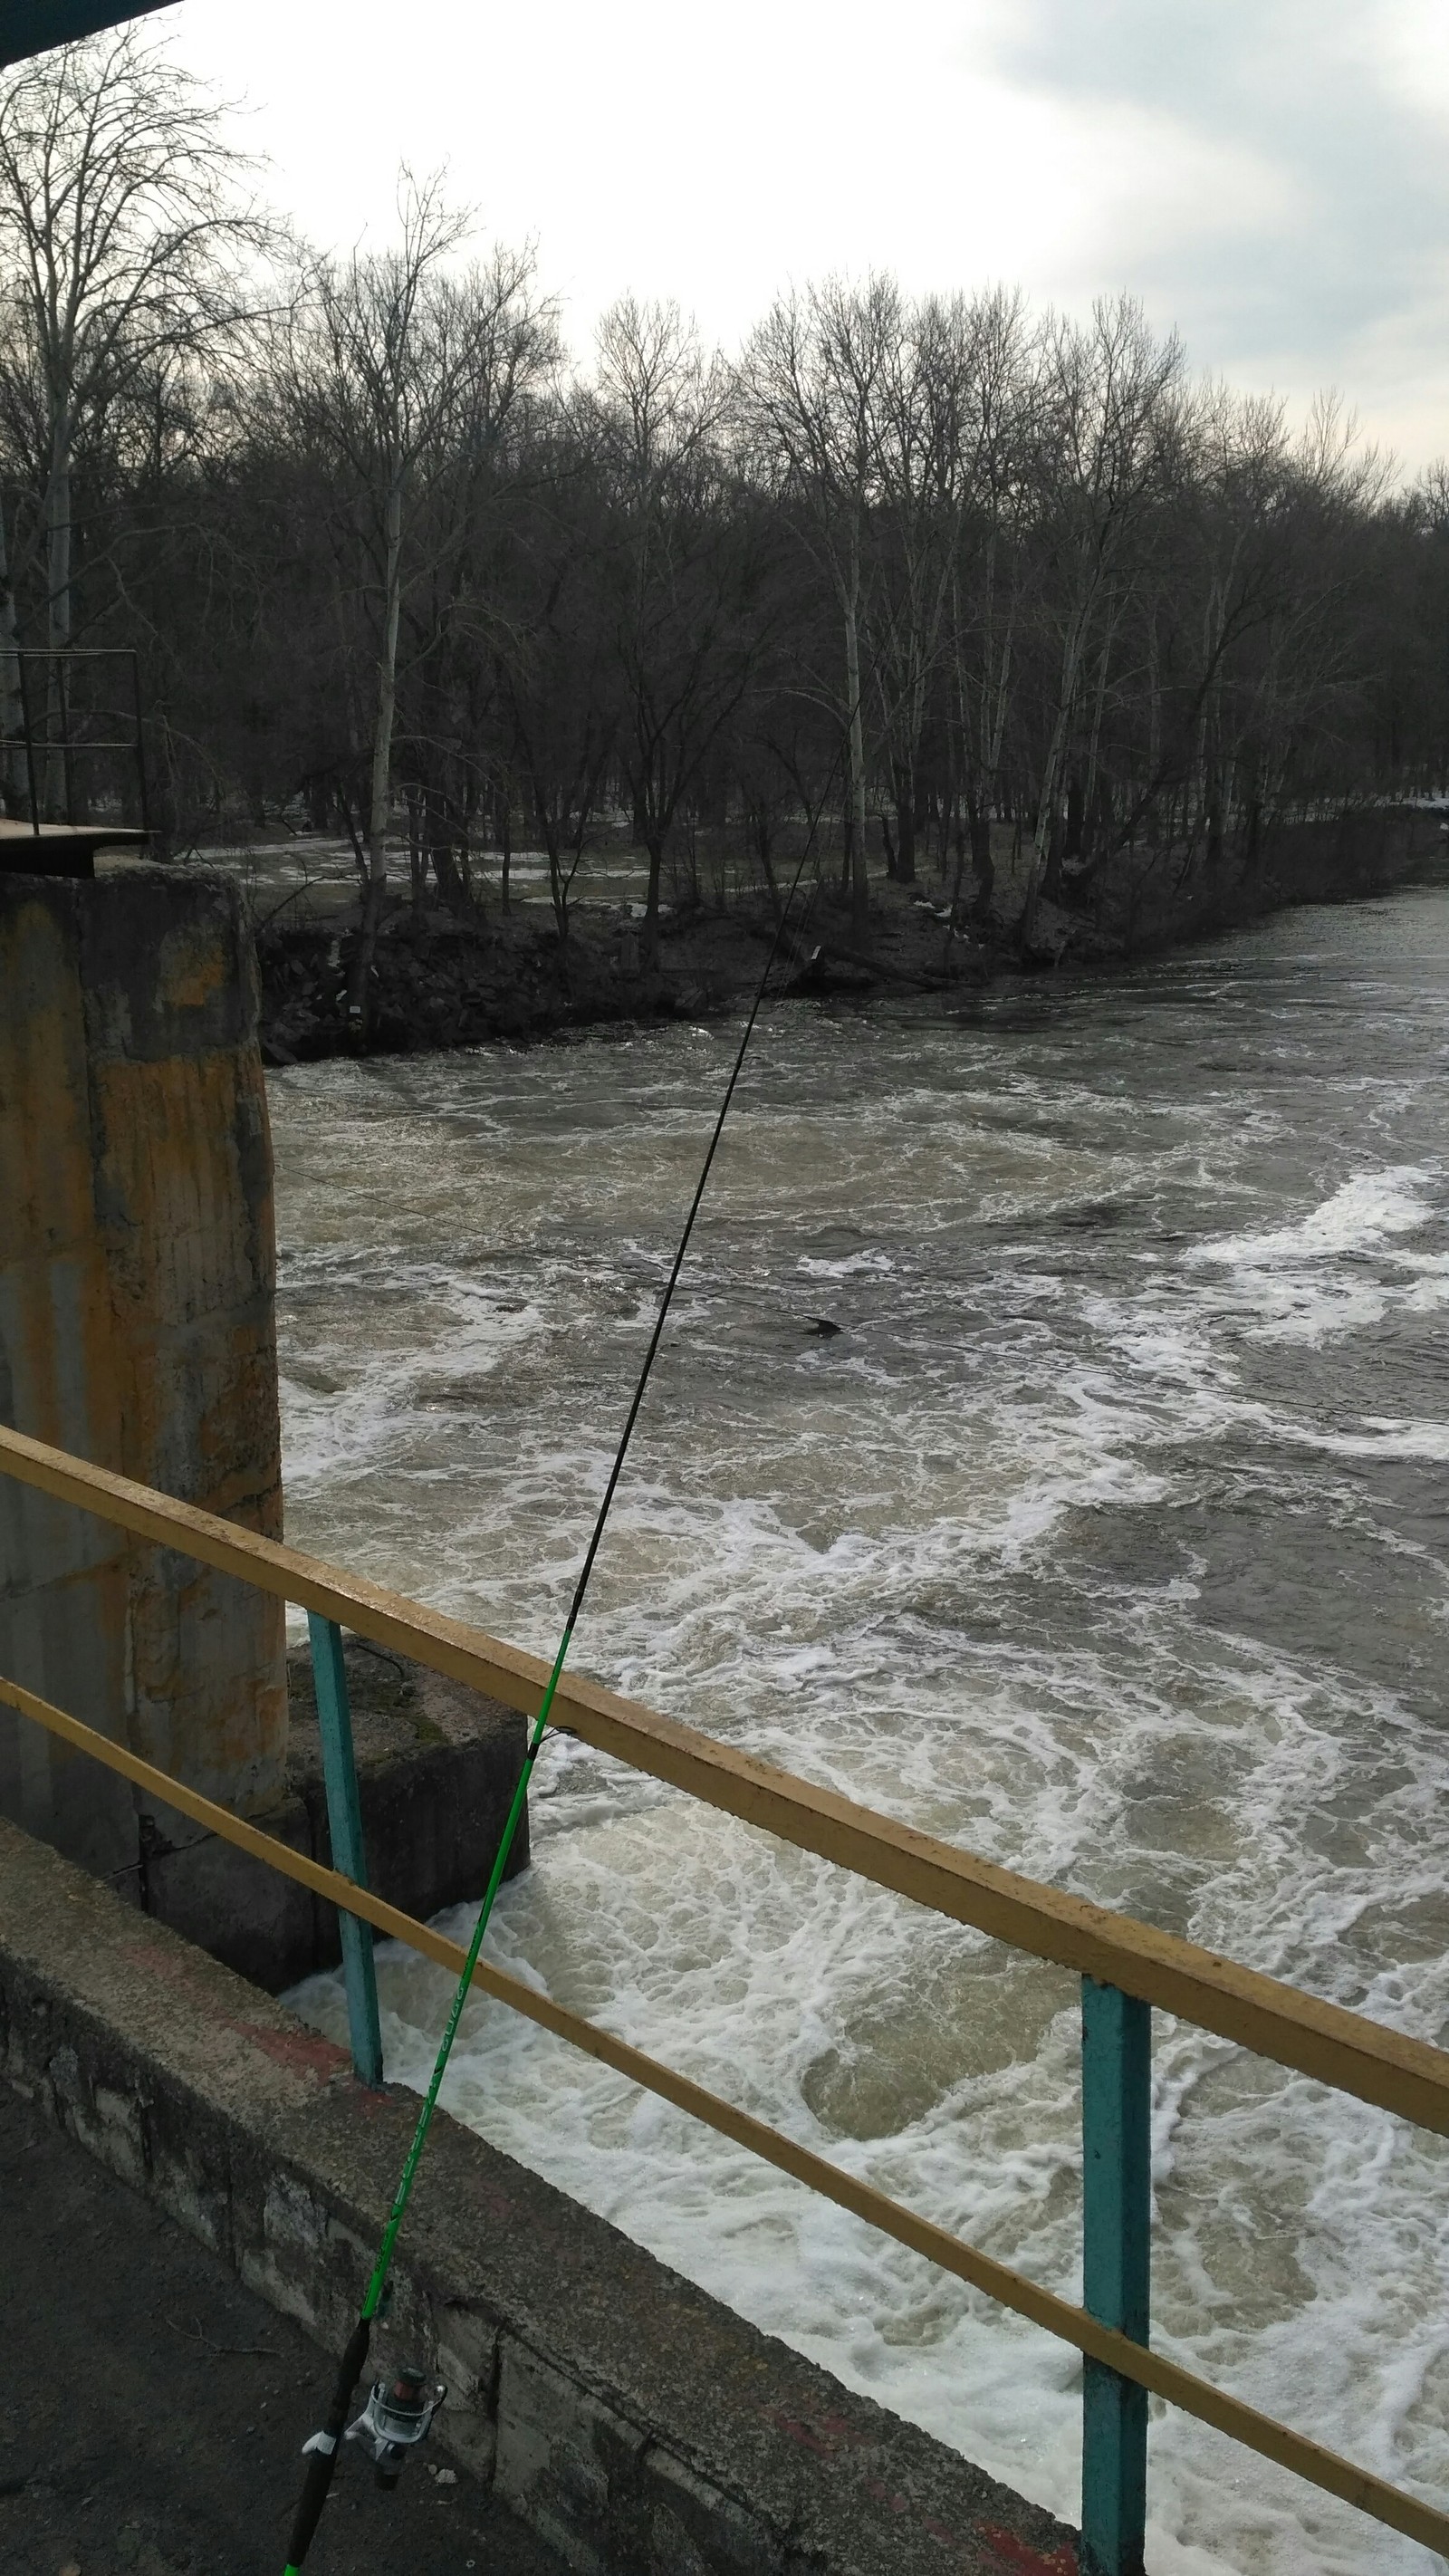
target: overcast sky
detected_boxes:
[168,0,1449,474]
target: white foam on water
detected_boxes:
[796,1252,897,1278]
[276,903,1449,2576]
[1291,1418,1449,1463]
[1190,1168,1435,1266]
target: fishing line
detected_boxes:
[282,849,821,2572]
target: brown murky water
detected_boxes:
[274,879,1449,2574]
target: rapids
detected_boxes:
[275,881,1449,2574]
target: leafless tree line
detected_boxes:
[3,31,1447,1015]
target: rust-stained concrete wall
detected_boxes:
[0,867,286,1881]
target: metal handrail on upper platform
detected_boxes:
[3,647,149,846]
[2,1418,1447,2566]
[0,649,150,870]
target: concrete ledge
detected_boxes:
[139,1634,530,1989]
[0,1814,1079,2576]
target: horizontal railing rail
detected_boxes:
[4,1416,1448,2565]
[3,1423,1445,2134]
[4,1664,1446,2560]
[6,646,149,838]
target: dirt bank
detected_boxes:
[254,806,1444,1065]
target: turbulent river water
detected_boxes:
[273,881,1449,2576]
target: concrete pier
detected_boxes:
[0,866,286,1880]
[142,1634,531,1989]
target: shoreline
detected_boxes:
[254,806,1445,1066]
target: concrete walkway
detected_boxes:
[1,2082,568,2576]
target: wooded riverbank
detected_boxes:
[254,804,1444,1063]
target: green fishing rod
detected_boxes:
[282,858,820,2573]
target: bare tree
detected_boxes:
[592,296,764,966]
[1022,299,1184,916]
[283,173,548,1028]
[0,28,264,802]
[744,277,901,942]
[866,291,991,884]
[0,38,1428,995]
[502,416,619,948]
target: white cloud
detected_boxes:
[167,0,1449,470]
[973,1,1449,451]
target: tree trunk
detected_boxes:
[893,761,916,885]
[428,786,470,913]
[1033,699,1073,909]
[0,502,25,817]
[1033,592,1090,915]
[44,422,72,819]
[349,472,403,1038]
[969,795,993,923]
[843,565,869,942]
[407,784,426,911]
[1064,774,1084,863]
[643,830,666,967]
[542,807,569,944]
[751,812,782,924]
[1241,793,1262,886]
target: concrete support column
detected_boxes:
[0,866,286,1884]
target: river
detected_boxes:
[272,880,1449,2576]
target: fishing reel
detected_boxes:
[344,2360,446,2490]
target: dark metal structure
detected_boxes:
[0,648,150,877]
[2,2,173,72]
[10,648,148,830]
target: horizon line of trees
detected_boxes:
[3,32,1449,1026]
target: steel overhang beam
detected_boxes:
[1,1,177,71]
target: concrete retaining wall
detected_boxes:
[0,1813,1078,2576]
[141,1635,531,1990]
[0,865,285,1877]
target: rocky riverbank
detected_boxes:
[254,806,1444,1063]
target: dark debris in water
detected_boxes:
[1056,1200,1133,1232]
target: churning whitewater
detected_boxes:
[276,882,1449,2576]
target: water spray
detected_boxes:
[282,854,820,2571]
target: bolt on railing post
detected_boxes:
[1080,1976,1151,2576]
[307,1612,384,2089]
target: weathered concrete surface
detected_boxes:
[141,1634,531,1990]
[0,879,134,1876]
[0,866,286,1881]
[0,1813,1080,2576]
[0,2078,570,2576]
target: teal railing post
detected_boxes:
[307,1613,384,2090]
[1080,1976,1151,2576]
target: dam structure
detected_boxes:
[2,855,1449,2575]
[0,851,1070,2573]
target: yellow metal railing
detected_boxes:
[2,1419,1447,2562]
